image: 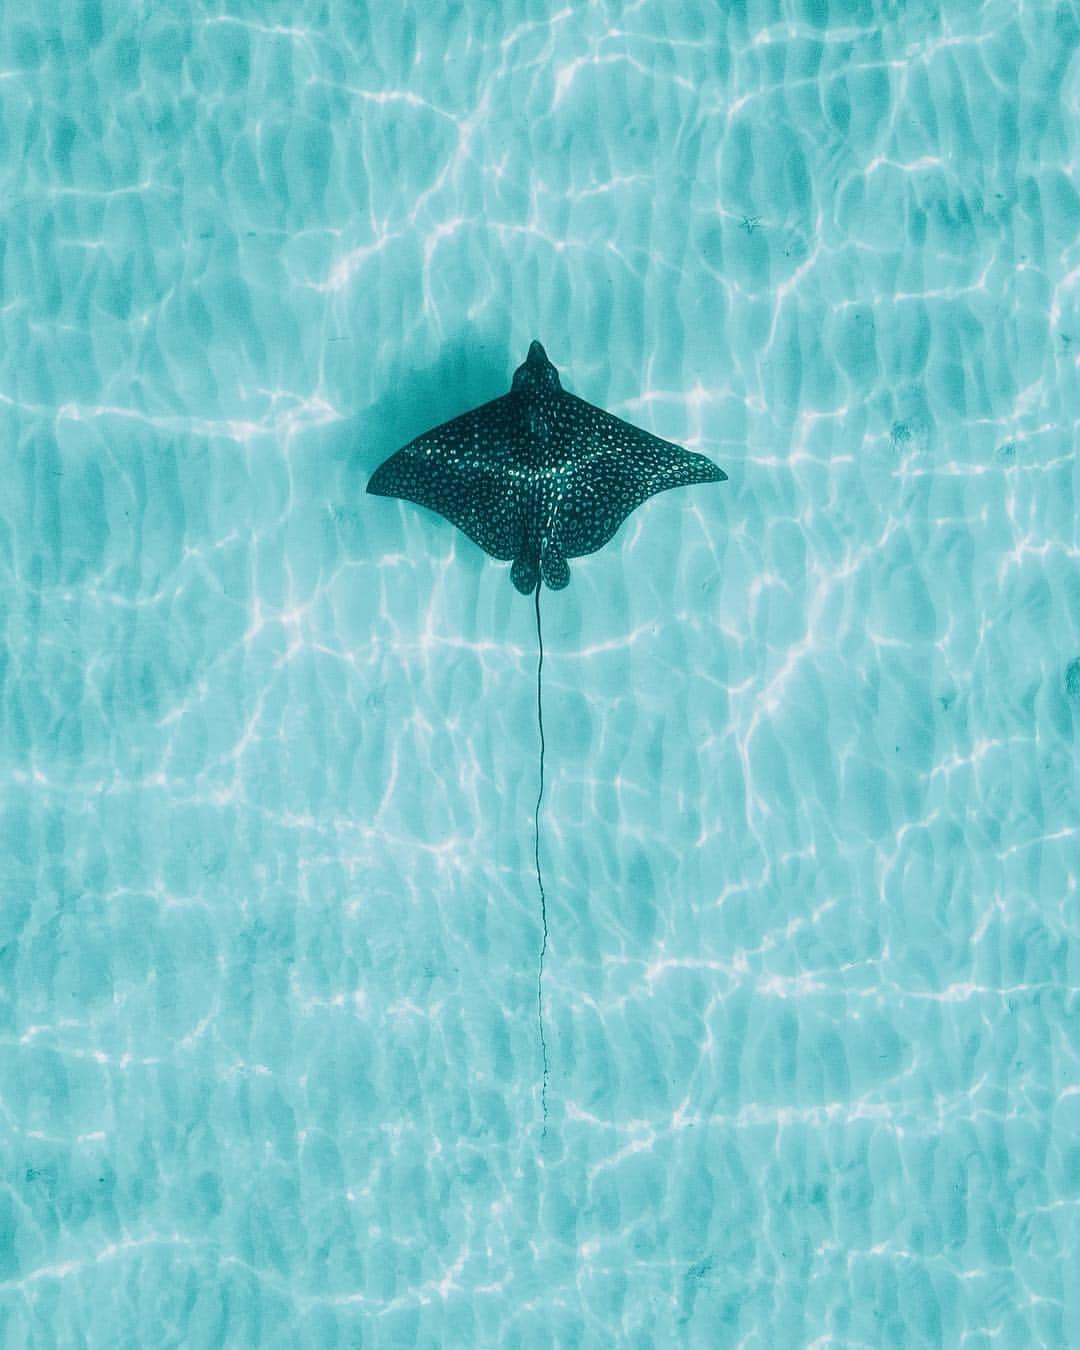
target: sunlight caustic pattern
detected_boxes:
[0,0,1077,1345]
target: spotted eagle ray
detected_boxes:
[368,340,726,1128]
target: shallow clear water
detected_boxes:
[1,2,1078,1346]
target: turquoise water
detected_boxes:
[2,1,1078,1345]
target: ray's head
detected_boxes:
[512,340,562,395]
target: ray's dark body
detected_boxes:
[367,340,726,593]
[366,340,728,1127]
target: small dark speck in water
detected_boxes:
[1065,657,1080,701]
[687,1257,716,1282]
[890,421,912,449]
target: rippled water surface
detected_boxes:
[2,2,1078,1346]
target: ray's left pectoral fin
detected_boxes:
[366,396,520,562]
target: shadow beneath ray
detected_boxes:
[328,330,510,567]
[344,332,509,480]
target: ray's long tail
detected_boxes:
[533,582,550,1133]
